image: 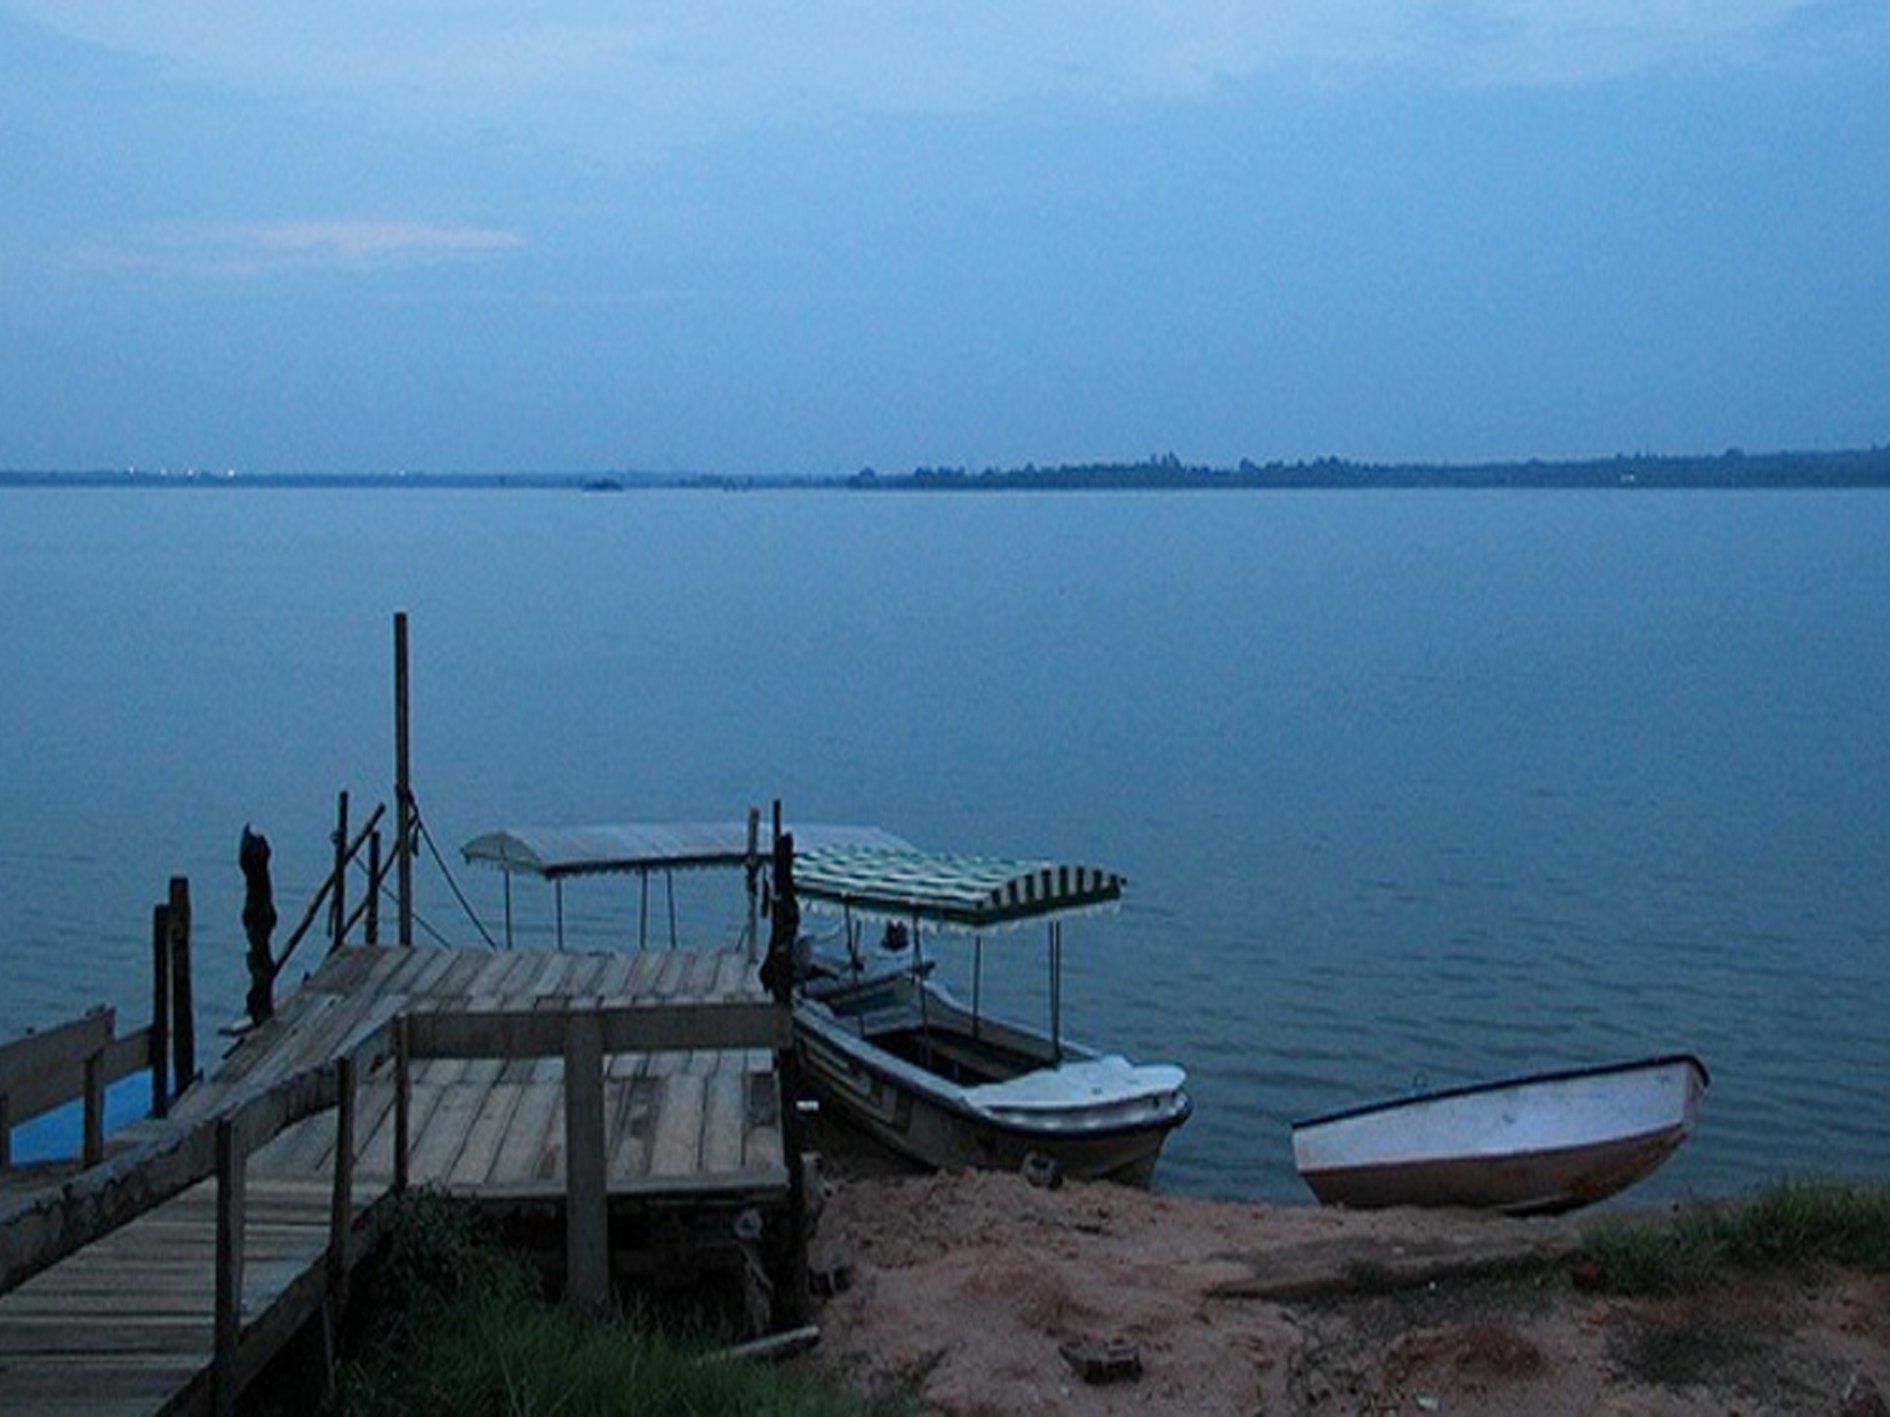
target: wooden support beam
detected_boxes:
[169,877,195,1097]
[330,791,350,952]
[81,1048,104,1169]
[213,1116,245,1417]
[328,1056,356,1330]
[563,1011,608,1310]
[152,905,170,1119]
[406,1000,789,1061]
[394,1016,411,1194]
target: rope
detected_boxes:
[409,794,501,950]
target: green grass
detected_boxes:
[1578,1177,1890,1296]
[332,1189,887,1417]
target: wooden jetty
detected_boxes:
[0,939,798,1416]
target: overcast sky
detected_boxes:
[3,3,1886,476]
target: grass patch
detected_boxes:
[1578,1177,1890,1295]
[333,1189,886,1417]
[1608,1308,1768,1390]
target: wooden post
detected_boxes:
[746,806,761,961]
[365,830,382,946]
[0,1093,11,1169]
[394,611,414,948]
[393,1016,411,1194]
[240,826,278,1025]
[151,903,171,1119]
[82,1047,105,1168]
[330,791,350,950]
[214,1115,246,1417]
[763,822,811,1325]
[169,877,195,1097]
[563,1010,608,1309]
[328,1055,356,1324]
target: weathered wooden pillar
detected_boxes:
[81,1046,105,1168]
[241,826,278,1024]
[365,830,382,946]
[330,791,350,950]
[213,1114,246,1417]
[761,821,810,1325]
[563,1010,608,1309]
[328,1055,356,1323]
[393,1016,411,1194]
[168,877,195,1098]
[151,903,171,1118]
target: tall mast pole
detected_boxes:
[394,611,413,947]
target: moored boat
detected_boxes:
[790,843,1192,1185]
[1291,1053,1708,1215]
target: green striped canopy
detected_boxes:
[793,846,1124,931]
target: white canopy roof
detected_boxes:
[461,821,912,881]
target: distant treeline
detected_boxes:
[849,447,1890,491]
[6,445,1890,491]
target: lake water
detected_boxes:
[3,487,1886,1203]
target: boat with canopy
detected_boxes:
[790,843,1191,1185]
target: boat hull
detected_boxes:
[1292,1055,1708,1215]
[793,980,1190,1186]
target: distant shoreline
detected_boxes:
[4,444,1888,492]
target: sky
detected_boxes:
[2,3,1887,477]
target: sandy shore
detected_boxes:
[800,1169,1890,1415]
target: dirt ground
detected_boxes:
[799,1167,1890,1416]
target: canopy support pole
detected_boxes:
[666,869,678,948]
[1049,920,1062,1062]
[503,872,513,950]
[638,871,649,950]
[555,880,565,950]
[972,935,983,1041]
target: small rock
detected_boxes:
[1841,1371,1889,1417]
[1058,1339,1142,1385]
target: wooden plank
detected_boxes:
[403,1079,490,1185]
[607,1075,659,1180]
[648,1074,707,1176]
[483,1080,561,1188]
[626,950,670,998]
[429,946,502,1001]
[700,1070,746,1174]
[444,1082,524,1187]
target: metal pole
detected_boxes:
[394,611,413,947]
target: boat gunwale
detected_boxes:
[795,1005,1193,1144]
[1289,1052,1710,1133]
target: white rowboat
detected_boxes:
[1291,1054,1708,1215]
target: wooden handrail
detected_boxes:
[272,802,388,981]
[0,1017,401,1297]
[0,1009,160,1170]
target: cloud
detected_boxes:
[64,219,526,278]
[7,0,1885,116]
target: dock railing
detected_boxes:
[2,989,798,1413]
[0,1021,401,1416]
[0,1008,151,1171]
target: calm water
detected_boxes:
[3,487,1886,1203]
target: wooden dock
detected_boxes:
[0,941,798,1416]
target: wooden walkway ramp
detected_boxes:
[0,943,795,1416]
